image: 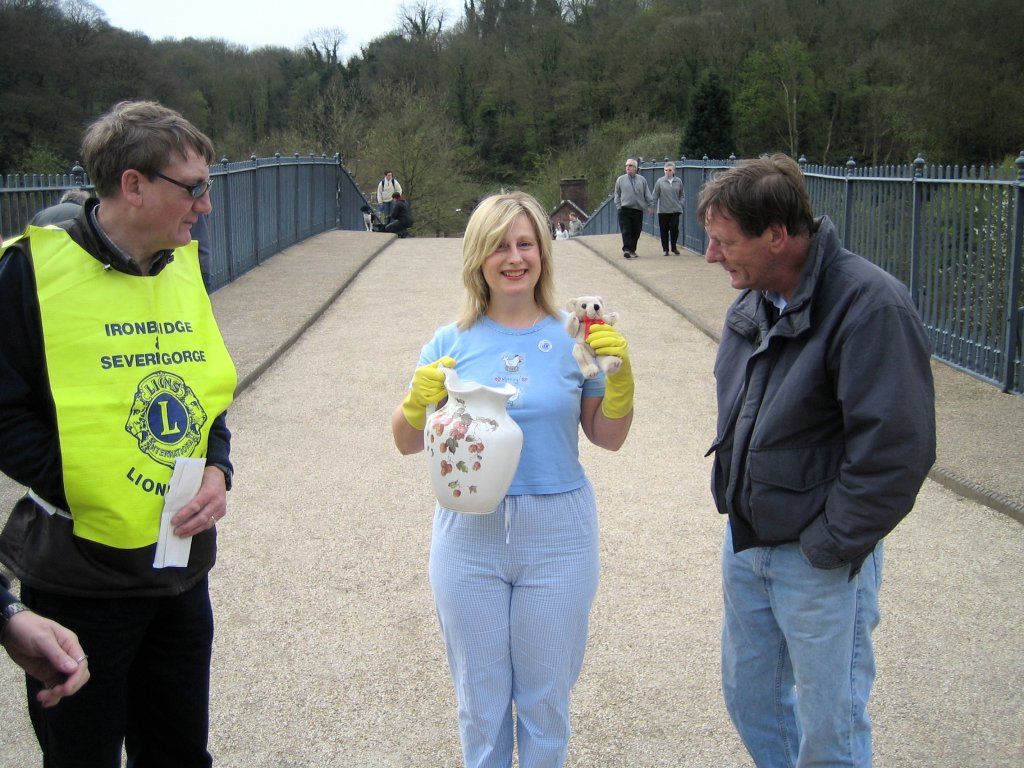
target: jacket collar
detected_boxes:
[64,197,175,276]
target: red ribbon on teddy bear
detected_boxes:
[582,316,605,339]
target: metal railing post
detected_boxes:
[70,161,86,188]
[317,153,324,230]
[221,157,234,280]
[679,154,687,248]
[1000,150,1024,391]
[909,153,926,309]
[843,157,856,248]
[307,151,315,236]
[293,152,300,245]
[701,155,710,254]
[335,152,344,228]
[275,152,282,253]
[251,155,260,264]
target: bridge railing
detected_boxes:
[581,153,1024,396]
[0,153,373,292]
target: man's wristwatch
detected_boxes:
[207,462,233,491]
[0,601,31,642]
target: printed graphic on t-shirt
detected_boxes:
[502,353,524,371]
[493,350,529,408]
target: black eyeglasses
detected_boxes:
[152,171,213,199]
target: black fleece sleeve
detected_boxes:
[0,244,65,505]
[206,412,233,479]
[0,572,16,611]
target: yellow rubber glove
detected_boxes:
[401,356,456,430]
[587,325,633,419]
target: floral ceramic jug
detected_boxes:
[424,367,523,514]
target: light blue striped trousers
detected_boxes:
[429,481,601,768]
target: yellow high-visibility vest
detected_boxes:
[26,225,236,549]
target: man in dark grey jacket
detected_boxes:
[613,158,653,259]
[698,154,935,767]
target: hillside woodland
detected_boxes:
[2,0,1020,233]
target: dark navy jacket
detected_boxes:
[708,217,936,574]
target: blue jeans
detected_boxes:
[429,484,600,768]
[21,577,214,768]
[721,523,882,768]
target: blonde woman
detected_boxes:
[392,191,634,767]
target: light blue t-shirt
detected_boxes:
[418,313,605,495]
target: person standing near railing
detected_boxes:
[30,188,92,228]
[0,100,237,768]
[567,211,583,237]
[613,158,653,259]
[652,161,684,256]
[191,213,213,290]
[375,170,402,219]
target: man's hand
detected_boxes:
[172,465,227,537]
[3,611,90,707]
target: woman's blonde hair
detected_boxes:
[457,191,558,330]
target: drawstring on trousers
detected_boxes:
[504,503,511,545]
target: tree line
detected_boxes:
[1,0,1020,234]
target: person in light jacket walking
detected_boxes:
[652,161,684,256]
[375,171,403,218]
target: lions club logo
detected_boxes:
[125,371,208,467]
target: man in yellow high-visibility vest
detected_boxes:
[0,100,237,768]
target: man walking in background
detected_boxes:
[698,154,935,767]
[613,158,653,259]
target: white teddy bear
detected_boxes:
[565,296,622,379]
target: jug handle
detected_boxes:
[425,363,455,421]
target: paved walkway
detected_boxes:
[2,230,1021,767]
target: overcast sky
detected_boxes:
[91,0,460,60]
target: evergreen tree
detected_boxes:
[680,72,735,160]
